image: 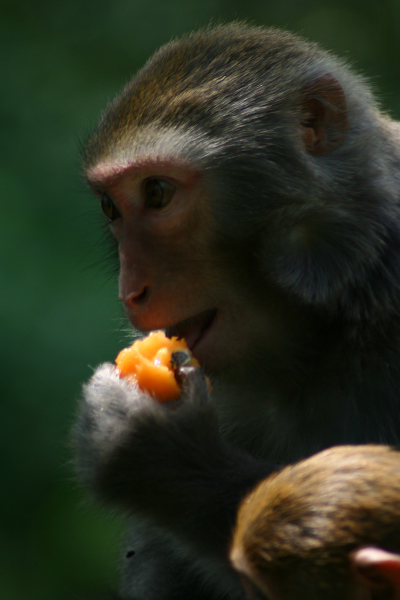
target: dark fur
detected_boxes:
[75,23,400,600]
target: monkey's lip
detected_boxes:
[166,308,217,353]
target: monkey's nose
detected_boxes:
[123,286,150,311]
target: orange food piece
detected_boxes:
[115,331,199,402]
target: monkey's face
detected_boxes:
[82,25,353,375]
[86,148,281,373]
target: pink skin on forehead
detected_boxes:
[86,157,201,190]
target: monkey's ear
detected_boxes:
[300,74,348,155]
[351,547,400,600]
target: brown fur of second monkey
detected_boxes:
[231,445,400,600]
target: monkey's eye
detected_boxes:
[101,194,121,222]
[144,179,175,209]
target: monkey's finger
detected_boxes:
[177,365,211,406]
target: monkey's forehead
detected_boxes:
[82,123,225,174]
[85,139,204,189]
[82,24,337,168]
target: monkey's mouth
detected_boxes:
[166,308,217,353]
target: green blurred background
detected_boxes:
[2,0,400,598]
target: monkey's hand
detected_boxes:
[73,363,271,557]
[74,362,219,499]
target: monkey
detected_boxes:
[230,445,400,600]
[74,22,400,600]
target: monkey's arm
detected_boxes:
[73,364,272,558]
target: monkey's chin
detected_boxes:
[165,308,217,358]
